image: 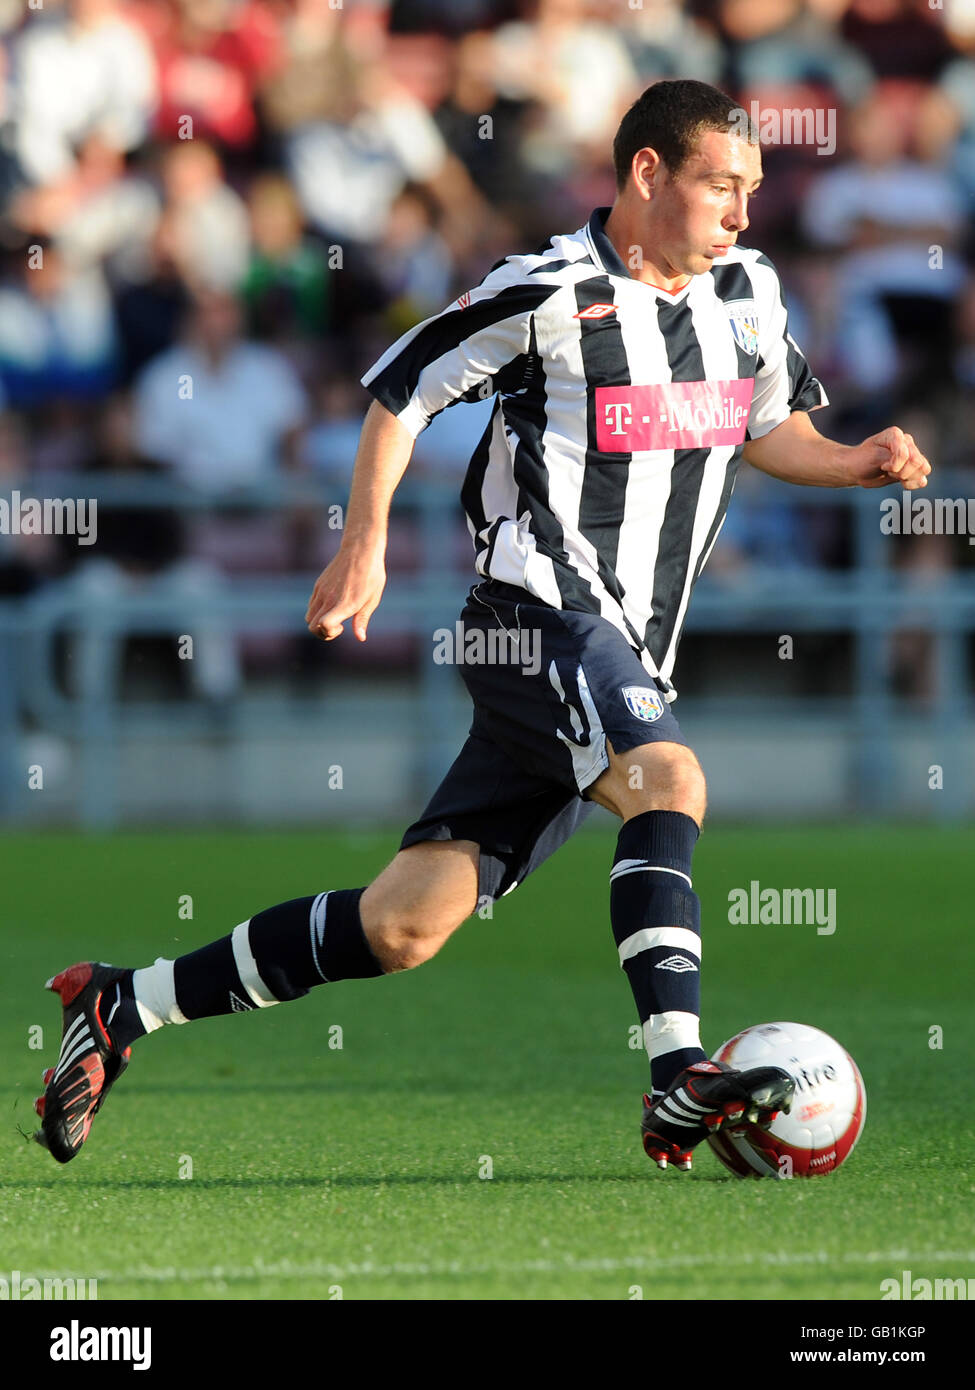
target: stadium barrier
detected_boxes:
[0,473,972,825]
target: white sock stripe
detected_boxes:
[642,1011,704,1061]
[309,892,330,982]
[610,862,692,889]
[132,957,188,1031]
[231,922,279,1008]
[618,926,701,966]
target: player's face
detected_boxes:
[654,131,763,277]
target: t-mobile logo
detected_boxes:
[596,380,755,452]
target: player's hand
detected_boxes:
[846,426,931,491]
[305,544,386,642]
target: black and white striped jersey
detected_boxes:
[361,205,828,701]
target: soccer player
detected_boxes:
[34,80,930,1169]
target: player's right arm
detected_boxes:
[305,400,415,641]
[306,250,560,642]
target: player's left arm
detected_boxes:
[742,253,931,491]
[743,409,932,490]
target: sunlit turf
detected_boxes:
[2,826,972,1300]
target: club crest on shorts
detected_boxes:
[725,299,759,356]
[621,685,664,722]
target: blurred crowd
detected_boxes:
[1,0,973,699]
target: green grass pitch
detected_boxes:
[2,824,972,1301]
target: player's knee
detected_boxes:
[608,742,707,822]
[367,926,450,973]
[364,905,466,973]
[642,743,706,816]
[360,841,480,972]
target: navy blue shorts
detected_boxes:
[400,580,688,900]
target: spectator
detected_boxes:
[840,0,956,83]
[801,88,967,397]
[113,217,193,383]
[1,0,972,721]
[388,0,520,35]
[240,172,331,343]
[303,372,368,483]
[156,138,251,292]
[938,15,975,211]
[12,0,158,185]
[0,405,54,595]
[953,276,975,391]
[716,0,873,103]
[257,0,354,133]
[939,276,975,472]
[881,407,948,702]
[432,29,539,224]
[134,0,285,152]
[64,391,243,703]
[284,50,505,262]
[132,286,314,675]
[372,182,453,327]
[492,0,639,177]
[11,134,161,282]
[133,286,307,492]
[0,240,118,408]
[622,0,723,86]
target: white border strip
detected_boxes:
[231,922,279,1008]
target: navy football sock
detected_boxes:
[610,810,708,1094]
[109,888,382,1048]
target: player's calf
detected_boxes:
[360,840,479,972]
[31,842,479,1161]
[590,744,715,1155]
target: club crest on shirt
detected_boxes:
[621,685,665,722]
[725,299,760,356]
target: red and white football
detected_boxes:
[707,1021,866,1179]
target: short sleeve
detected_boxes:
[360,257,561,439]
[745,254,828,442]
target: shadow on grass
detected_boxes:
[7,1080,582,1097]
[1,1170,732,1191]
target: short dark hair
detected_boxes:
[613,79,756,191]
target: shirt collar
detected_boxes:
[587,206,631,279]
[586,205,696,300]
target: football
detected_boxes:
[707,1021,866,1179]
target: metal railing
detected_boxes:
[1,470,973,825]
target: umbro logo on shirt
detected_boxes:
[574,303,617,320]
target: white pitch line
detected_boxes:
[64,1250,975,1285]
